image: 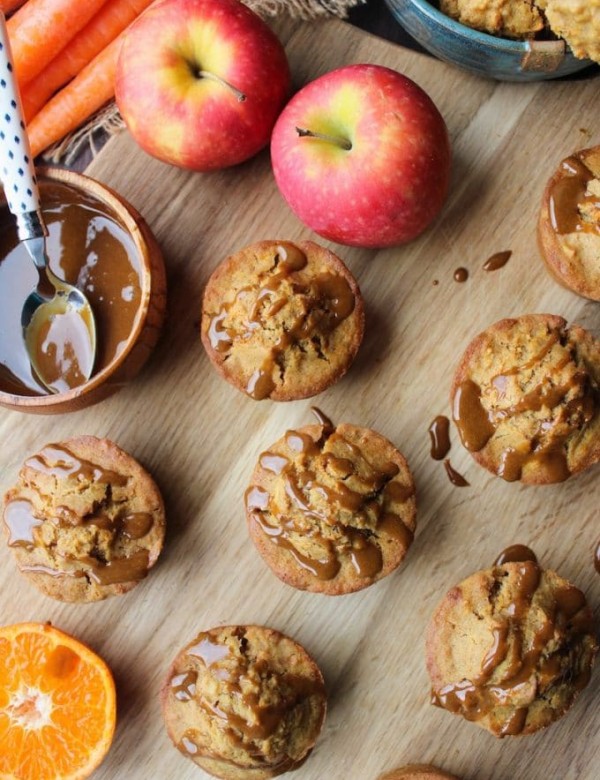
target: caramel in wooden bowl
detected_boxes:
[0,167,166,413]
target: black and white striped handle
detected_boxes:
[0,12,45,241]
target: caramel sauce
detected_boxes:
[549,156,600,235]
[246,425,414,582]
[483,250,512,272]
[428,415,450,460]
[432,560,593,736]
[453,379,495,452]
[207,244,355,400]
[453,267,468,283]
[121,512,154,540]
[0,179,143,396]
[310,406,334,432]
[494,545,538,566]
[25,294,95,394]
[4,499,43,548]
[171,671,198,702]
[83,549,149,586]
[25,443,129,486]
[443,459,469,487]
[178,730,201,756]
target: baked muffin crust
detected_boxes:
[201,240,364,401]
[245,415,416,595]
[538,146,600,301]
[426,558,597,737]
[451,314,600,484]
[3,436,165,602]
[161,625,326,779]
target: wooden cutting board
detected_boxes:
[1,17,599,780]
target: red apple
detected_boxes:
[115,0,291,171]
[271,64,451,248]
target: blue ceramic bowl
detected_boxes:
[384,0,593,81]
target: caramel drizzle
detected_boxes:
[175,630,319,768]
[428,415,450,460]
[494,545,537,566]
[25,443,129,486]
[548,156,600,236]
[247,424,414,581]
[443,459,469,487]
[483,251,512,272]
[453,330,597,483]
[431,561,593,736]
[206,244,355,400]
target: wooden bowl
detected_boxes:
[0,167,166,413]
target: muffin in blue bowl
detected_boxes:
[384,0,596,81]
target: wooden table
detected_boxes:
[1,13,599,780]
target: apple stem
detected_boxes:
[194,69,246,102]
[295,127,352,151]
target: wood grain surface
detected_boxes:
[1,18,599,780]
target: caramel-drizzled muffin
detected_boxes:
[426,552,597,737]
[161,625,327,780]
[200,240,364,401]
[451,314,600,484]
[538,146,600,301]
[245,411,416,595]
[2,436,165,602]
[379,765,460,780]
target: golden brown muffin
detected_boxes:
[200,240,364,401]
[450,314,600,484]
[538,146,600,301]
[439,0,544,39]
[161,624,327,780]
[2,436,165,602]
[544,0,600,62]
[379,766,460,780]
[426,556,597,737]
[245,412,416,595]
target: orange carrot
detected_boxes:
[22,0,154,122]
[0,0,26,15]
[8,0,110,83]
[28,33,123,158]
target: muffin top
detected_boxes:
[245,415,416,595]
[426,556,597,737]
[161,625,327,780]
[379,765,460,780]
[451,314,600,484]
[538,146,600,301]
[3,436,165,602]
[200,240,364,401]
[544,0,600,62]
[439,0,545,39]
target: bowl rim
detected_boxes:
[385,0,582,57]
[0,166,154,409]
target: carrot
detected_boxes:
[0,0,26,15]
[8,0,110,83]
[22,0,154,122]
[28,33,123,158]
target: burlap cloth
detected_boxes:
[45,0,365,165]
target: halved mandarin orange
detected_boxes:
[0,622,116,780]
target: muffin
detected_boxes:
[426,555,597,737]
[439,0,545,39]
[2,436,165,602]
[544,0,600,62]
[200,240,364,401]
[161,624,327,779]
[379,766,459,780]
[450,314,600,484]
[245,412,416,595]
[538,146,600,301]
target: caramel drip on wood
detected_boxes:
[453,267,468,283]
[483,251,512,272]
[428,415,450,460]
[443,459,469,487]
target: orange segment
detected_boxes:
[0,622,116,780]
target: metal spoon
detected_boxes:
[0,13,96,394]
